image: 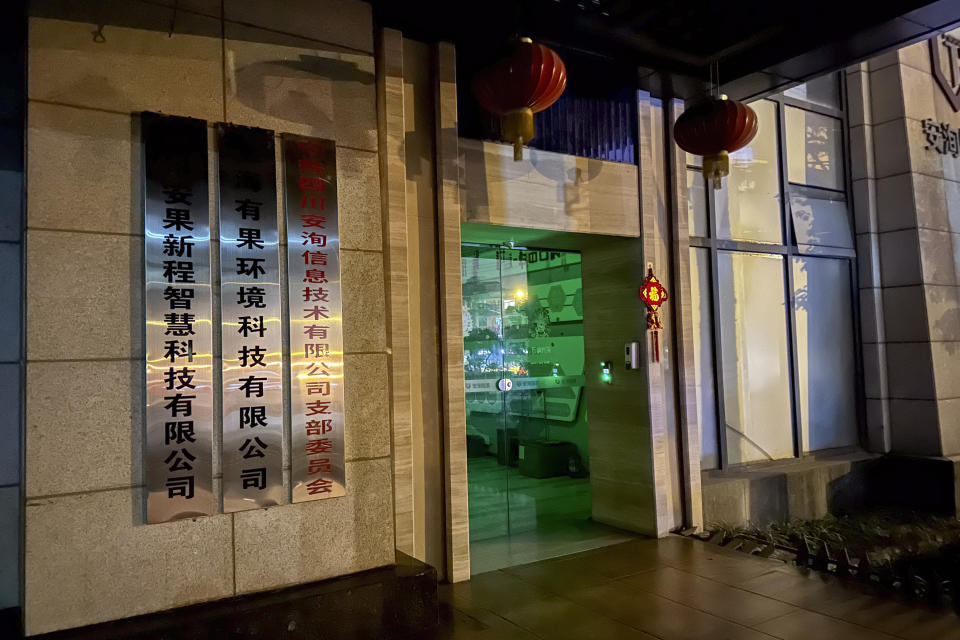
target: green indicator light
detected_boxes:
[600,361,612,384]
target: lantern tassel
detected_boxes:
[703,151,730,190]
[502,108,535,163]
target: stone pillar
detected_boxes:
[850,30,960,458]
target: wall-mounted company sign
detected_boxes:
[143,114,346,523]
[144,113,215,523]
[283,134,347,502]
[218,125,285,512]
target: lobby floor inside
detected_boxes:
[468,456,635,573]
[429,535,960,640]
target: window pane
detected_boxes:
[789,188,853,249]
[687,170,708,237]
[783,74,841,109]
[786,106,844,191]
[717,252,793,464]
[687,152,702,167]
[792,257,857,452]
[716,100,782,244]
[690,248,718,470]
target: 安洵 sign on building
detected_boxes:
[143,113,345,523]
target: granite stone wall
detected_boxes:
[24,0,393,635]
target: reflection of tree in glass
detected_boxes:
[805,124,831,174]
[790,192,846,248]
[793,258,810,313]
[791,196,819,247]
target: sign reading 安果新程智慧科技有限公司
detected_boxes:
[143,113,215,523]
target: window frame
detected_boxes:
[688,76,865,470]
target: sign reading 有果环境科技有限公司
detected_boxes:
[143,112,215,523]
[217,124,286,512]
[283,134,347,503]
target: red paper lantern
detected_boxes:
[472,38,567,161]
[674,96,758,189]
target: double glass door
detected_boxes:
[461,244,590,552]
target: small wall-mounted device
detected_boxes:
[625,341,640,370]
[600,361,612,384]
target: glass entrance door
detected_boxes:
[462,244,593,572]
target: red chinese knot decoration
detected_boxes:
[673,96,758,190]
[472,38,567,161]
[639,267,669,363]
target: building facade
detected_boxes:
[1,0,959,636]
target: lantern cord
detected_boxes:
[710,60,721,99]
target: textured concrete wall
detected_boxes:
[849,29,960,457]
[24,0,392,635]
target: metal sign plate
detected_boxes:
[218,125,285,512]
[282,134,346,502]
[143,113,215,523]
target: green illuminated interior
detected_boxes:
[462,242,593,570]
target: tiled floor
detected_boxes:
[470,519,636,574]
[430,535,960,639]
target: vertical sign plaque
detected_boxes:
[144,113,215,522]
[283,134,346,502]
[218,125,285,511]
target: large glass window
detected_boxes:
[785,106,844,191]
[686,73,860,470]
[783,75,841,110]
[789,188,853,249]
[792,256,857,452]
[690,248,718,469]
[715,100,782,244]
[717,252,794,463]
[687,170,708,238]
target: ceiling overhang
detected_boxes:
[371,0,960,100]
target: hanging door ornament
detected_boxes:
[638,264,669,363]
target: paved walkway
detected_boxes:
[431,535,960,639]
